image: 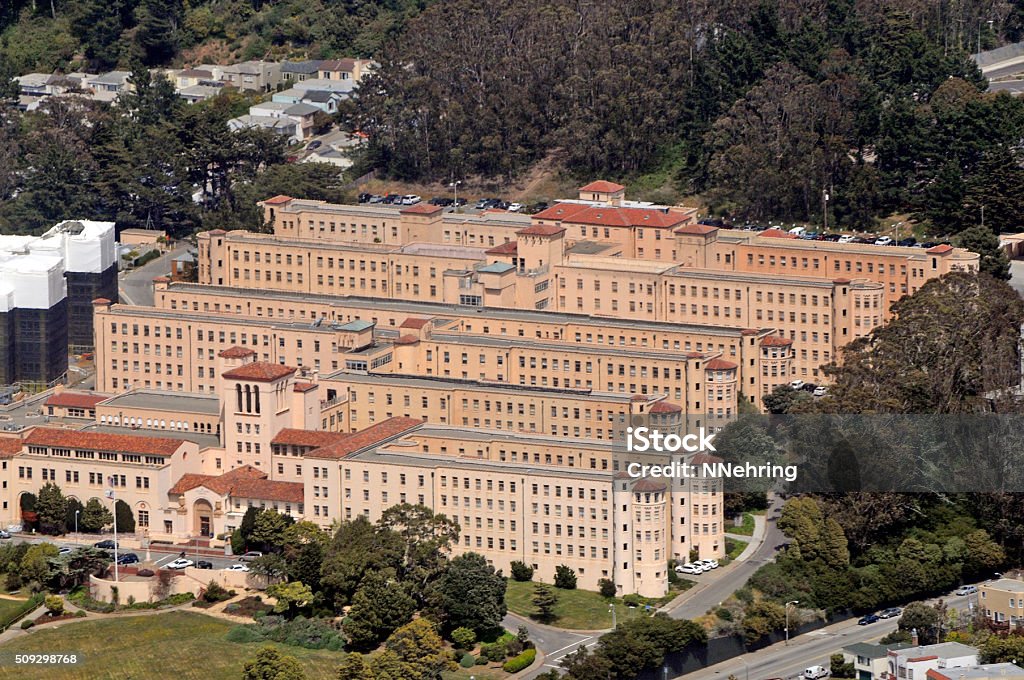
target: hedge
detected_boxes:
[459,654,476,668]
[502,648,536,673]
[0,593,43,631]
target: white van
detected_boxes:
[804,666,830,679]
[789,226,807,237]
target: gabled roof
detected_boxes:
[485,241,518,255]
[561,206,690,229]
[319,58,357,72]
[25,428,186,456]
[222,362,296,382]
[261,195,293,205]
[926,244,953,254]
[271,428,350,448]
[293,382,318,393]
[400,317,431,330]
[580,180,625,193]
[306,417,423,459]
[45,391,107,409]
[532,202,593,221]
[0,438,22,458]
[170,465,304,503]
[675,224,718,235]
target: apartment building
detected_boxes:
[979,578,1024,629]
[883,643,979,680]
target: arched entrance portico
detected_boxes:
[193,499,214,537]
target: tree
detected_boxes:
[336,653,374,680]
[35,482,68,535]
[554,564,577,589]
[288,542,324,594]
[532,582,558,623]
[320,516,403,609]
[742,599,787,643]
[46,547,110,591]
[265,581,314,619]
[593,615,706,678]
[114,499,135,533]
[432,552,507,635]
[897,602,942,645]
[65,498,85,536]
[18,543,58,589]
[451,627,476,649]
[344,571,416,651]
[378,504,459,599]
[233,506,260,554]
[762,385,811,414]
[981,635,1024,664]
[957,225,1010,280]
[510,560,533,581]
[249,554,289,584]
[251,509,294,552]
[381,618,457,680]
[242,646,307,680]
[44,594,64,616]
[80,498,113,533]
[599,578,616,598]
[831,653,855,678]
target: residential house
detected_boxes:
[301,130,364,169]
[178,84,225,105]
[317,58,375,82]
[227,114,297,140]
[87,71,132,102]
[247,101,320,141]
[292,78,356,95]
[927,664,1024,680]
[16,73,58,96]
[843,642,910,680]
[980,578,1024,629]
[296,89,345,114]
[281,60,322,83]
[220,61,281,93]
[175,69,214,90]
[884,643,979,680]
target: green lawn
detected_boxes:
[725,537,746,560]
[0,596,30,624]
[728,513,756,536]
[0,611,345,680]
[505,580,669,630]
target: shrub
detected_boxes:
[481,641,507,662]
[20,619,34,629]
[74,610,86,618]
[44,595,64,616]
[598,578,616,598]
[502,648,537,672]
[227,615,345,651]
[136,569,155,577]
[510,560,533,582]
[623,593,642,607]
[554,565,577,590]
[459,653,476,668]
[451,626,476,649]
[716,607,734,621]
[203,581,236,603]
[475,655,487,665]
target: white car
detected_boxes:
[166,558,194,570]
[224,563,250,572]
[401,195,421,205]
[790,380,805,390]
[837,234,855,244]
[507,203,523,213]
[813,386,828,397]
[804,666,830,680]
[874,236,893,246]
[675,563,704,575]
[696,559,719,570]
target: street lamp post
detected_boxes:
[738,656,749,680]
[785,600,800,645]
[74,509,79,544]
[105,484,118,582]
[450,180,462,213]
[609,603,617,629]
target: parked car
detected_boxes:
[789,226,807,237]
[367,194,384,203]
[804,666,830,679]
[94,539,118,549]
[528,202,548,213]
[858,613,880,625]
[897,237,917,247]
[812,386,828,397]
[224,563,250,572]
[696,559,719,569]
[453,197,467,207]
[0,530,9,539]
[58,546,73,555]
[357,192,371,203]
[116,553,139,565]
[238,551,263,563]
[196,560,213,569]
[307,141,322,150]
[874,236,893,246]
[879,607,902,618]
[800,382,818,392]
[401,194,422,205]
[674,563,704,575]
[383,194,401,204]
[507,202,523,213]
[955,585,979,596]
[790,380,805,390]
[166,558,194,570]
[474,198,491,210]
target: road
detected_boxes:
[686,592,975,680]
[988,79,1024,94]
[119,243,189,307]
[9,535,243,571]
[506,612,602,678]
[984,59,1024,81]
[668,496,789,621]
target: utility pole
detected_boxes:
[822,189,830,234]
[105,485,118,582]
[785,600,800,645]
[450,180,462,213]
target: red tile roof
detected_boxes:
[761,228,798,239]
[675,224,718,235]
[169,465,302,503]
[705,358,738,371]
[152,276,170,283]
[222,362,296,382]
[926,244,953,254]
[293,382,317,393]
[761,336,793,347]
[307,417,423,459]
[633,478,667,493]
[393,335,420,345]
[562,206,690,229]
[207,229,226,235]
[648,401,682,414]
[692,452,723,465]
[45,392,106,409]
[271,429,350,448]
[92,298,112,305]
[832,278,852,284]
[531,202,592,222]
[400,317,430,330]
[0,438,22,458]
[485,241,518,255]
[399,203,443,216]
[25,428,186,456]
[517,224,566,237]
[741,329,760,336]
[580,180,625,193]
[218,346,256,359]
[262,195,293,205]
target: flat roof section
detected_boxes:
[98,389,222,416]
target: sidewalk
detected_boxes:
[727,512,767,563]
